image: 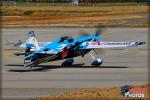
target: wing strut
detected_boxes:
[89,50,103,66]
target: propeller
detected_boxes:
[95,24,105,36]
[78,24,105,37]
[78,31,89,37]
[95,27,104,36]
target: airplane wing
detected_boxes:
[86,41,145,49]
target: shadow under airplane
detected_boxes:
[5,64,128,72]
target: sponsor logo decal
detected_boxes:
[106,42,131,45]
[90,42,132,46]
[90,42,105,45]
[32,37,37,42]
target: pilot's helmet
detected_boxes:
[60,36,74,43]
[67,37,74,42]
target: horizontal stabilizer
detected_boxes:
[19,42,51,49]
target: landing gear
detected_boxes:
[89,50,103,66]
[61,58,74,66]
[91,58,103,66]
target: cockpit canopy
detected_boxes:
[59,36,74,43]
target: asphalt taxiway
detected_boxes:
[2,28,148,99]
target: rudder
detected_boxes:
[26,31,40,51]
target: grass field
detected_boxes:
[35,84,149,100]
[1,2,148,28]
[2,6,147,16]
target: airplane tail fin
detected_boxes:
[26,31,40,51]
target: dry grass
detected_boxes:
[34,84,150,100]
[2,6,147,16]
[1,6,148,27]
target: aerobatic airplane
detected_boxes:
[14,29,145,69]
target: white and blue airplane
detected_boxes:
[14,30,145,69]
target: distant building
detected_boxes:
[70,0,79,6]
[69,0,91,6]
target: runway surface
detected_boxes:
[2,28,148,99]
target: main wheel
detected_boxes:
[91,59,103,66]
[61,58,74,66]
